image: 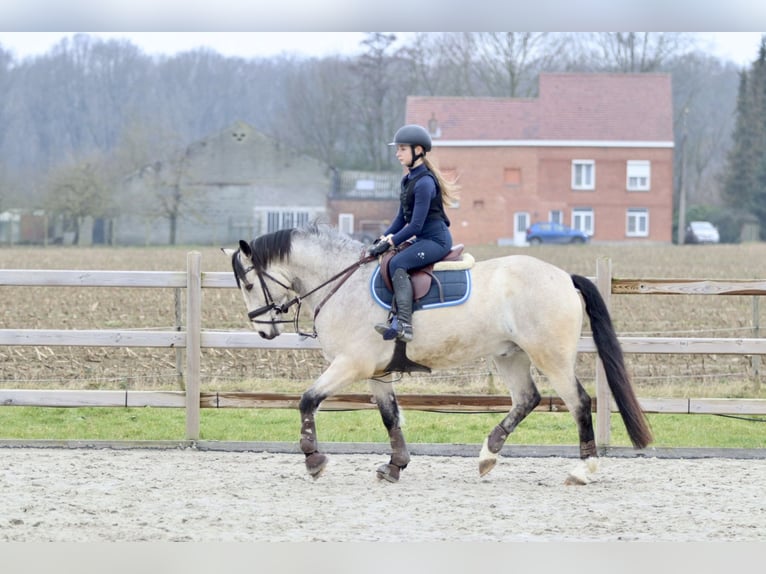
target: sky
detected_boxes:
[0,32,764,66]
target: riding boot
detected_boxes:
[391,269,414,342]
[375,268,414,342]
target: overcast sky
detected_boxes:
[0,32,764,67]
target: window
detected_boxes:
[338,213,354,236]
[626,208,649,237]
[264,210,311,233]
[549,210,563,224]
[504,168,521,186]
[572,160,595,190]
[627,160,651,191]
[572,208,594,235]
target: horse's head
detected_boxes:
[224,237,295,340]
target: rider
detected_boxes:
[367,124,459,342]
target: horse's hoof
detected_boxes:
[305,452,328,479]
[478,458,497,477]
[564,474,587,486]
[376,463,401,483]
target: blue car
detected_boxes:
[526,222,589,245]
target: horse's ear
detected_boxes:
[221,248,236,257]
[239,239,253,257]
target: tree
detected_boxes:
[472,32,571,97]
[590,32,692,72]
[721,37,766,238]
[44,154,111,244]
[351,33,401,171]
[276,57,356,167]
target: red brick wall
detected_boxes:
[429,145,674,245]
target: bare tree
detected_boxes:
[351,33,401,170]
[472,32,571,97]
[277,57,356,167]
[590,32,693,72]
[44,154,110,244]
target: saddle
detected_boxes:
[378,242,473,299]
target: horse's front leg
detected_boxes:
[299,390,329,479]
[298,356,370,479]
[369,380,410,482]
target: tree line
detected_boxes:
[0,32,754,242]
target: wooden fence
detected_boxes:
[1,253,765,447]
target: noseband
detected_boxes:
[235,250,376,338]
[236,262,297,324]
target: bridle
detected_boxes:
[237,250,377,338]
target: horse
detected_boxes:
[225,223,652,485]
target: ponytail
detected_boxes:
[423,156,460,208]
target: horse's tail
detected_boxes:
[571,274,653,449]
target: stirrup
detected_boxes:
[397,322,413,343]
[375,316,400,340]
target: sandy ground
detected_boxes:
[1,447,764,542]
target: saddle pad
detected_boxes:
[370,266,472,311]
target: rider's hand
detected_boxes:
[368,240,392,257]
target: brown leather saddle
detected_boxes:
[378,242,466,299]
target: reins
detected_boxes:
[245,250,378,338]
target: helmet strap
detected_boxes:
[408,145,424,168]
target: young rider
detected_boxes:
[367,124,459,342]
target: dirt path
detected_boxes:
[1,448,764,542]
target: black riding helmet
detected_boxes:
[389,124,432,167]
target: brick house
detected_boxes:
[401,73,674,245]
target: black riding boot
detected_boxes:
[375,268,414,342]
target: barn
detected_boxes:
[114,121,331,246]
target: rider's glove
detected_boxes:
[368,240,392,257]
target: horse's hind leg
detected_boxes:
[369,380,410,483]
[542,365,599,485]
[562,377,599,485]
[479,350,540,477]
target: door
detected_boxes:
[514,212,530,246]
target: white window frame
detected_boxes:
[259,208,313,234]
[338,213,354,236]
[572,208,594,236]
[572,160,595,190]
[626,208,649,237]
[549,210,563,224]
[627,160,651,191]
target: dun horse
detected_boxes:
[226,224,652,484]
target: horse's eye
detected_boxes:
[245,284,253,292]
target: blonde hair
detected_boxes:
[423,155,460,208]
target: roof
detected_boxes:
[405,73,674,144]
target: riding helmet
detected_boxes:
[388,124,432,152]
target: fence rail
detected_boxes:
[1,253,765,446]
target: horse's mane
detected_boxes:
[246,223,361,272]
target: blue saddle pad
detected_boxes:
[370,266,472,311]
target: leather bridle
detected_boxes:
[236,250,377,338]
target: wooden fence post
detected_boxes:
[174,288,185,390]
[595,257,612,448]
[185,252,202,440]
[753,296,761,389]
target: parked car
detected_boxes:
[526,222,589,245]
[685,221,720,244]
